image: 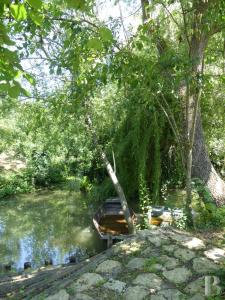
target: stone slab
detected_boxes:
[126,258,146,270]
[182,237,205,250]
[72,294,94,300]
[46,289,69,300]
[96,260,122,277]
[167,232,190,243]
[162,244,177,254]
[163,267,192,284]
[204,248,225,262]
[189,294,205,300]
[147,235,170,247]
[141,246,160,257]
[192,257,220,274]
[184,277,205,294]
[103,279,126,293]
[124,286,149,300]
[151,288,185,300]
[174,248,196,262]
[132,273,163,290]
[73,273,104,292]
[160,255,180,269]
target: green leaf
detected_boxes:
[0,5,4,16]
[8,83,21,98]
[2,35,15,46]
[0,23,15,46]
[30,11,43,26]
[21,87,31,97]
[27,0,43,10]
[64,0,86,10]
[1,47,18,63]
[0,83,10,93]
[10,4,27,21]
[87,38,103,50]
[24,73,36,85]
[0,0,10,15]
[135,41,143,50]
[99,27,113,42]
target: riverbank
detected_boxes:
[1,227,224,299]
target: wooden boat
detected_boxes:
[93,198,136,241]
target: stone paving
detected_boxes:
[44,228,225,300]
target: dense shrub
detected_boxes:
[196,207,225,230]
[47,163,66,185]
[0,171,33,199]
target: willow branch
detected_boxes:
[156,93,185,167]
[156,99,179,141]
[160,93,181,142]
[179,0,191,49]
[47,16,99,29]
[118,0,128,42]
[160,1,180,29]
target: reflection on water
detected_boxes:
[0,190,105,271]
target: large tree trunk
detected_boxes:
[192,113,225,206]
[188,27,225,206]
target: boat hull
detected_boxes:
[93,198,135,240]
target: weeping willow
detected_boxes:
[93,46,182,209]
[113,101,164,208]
[152,110,161,204]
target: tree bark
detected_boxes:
[141,0,149,23]
[188,26,225,206]
[185,147,194,226]
[183,28,207,223]
[192,113,225,206]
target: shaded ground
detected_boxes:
[1,227,225,299]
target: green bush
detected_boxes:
[26,150,67,187]
[89,178,116,204]
[27,150,50,187]
[0,171,33,199]
[191,179,225,229]
[197,207,225,229]
[47,163,66,185]
[0,162,67,199]
[80,176,93,193]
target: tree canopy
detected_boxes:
[0,0,225,226]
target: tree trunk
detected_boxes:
[188,31,225,206]
[141,0,149,23]
[101,152,136,233]
[86,115,135,234]
[192,113,225,206]
[186,147,194,226]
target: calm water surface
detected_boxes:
[0,190,105,271]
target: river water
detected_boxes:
[0,189,105,271]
